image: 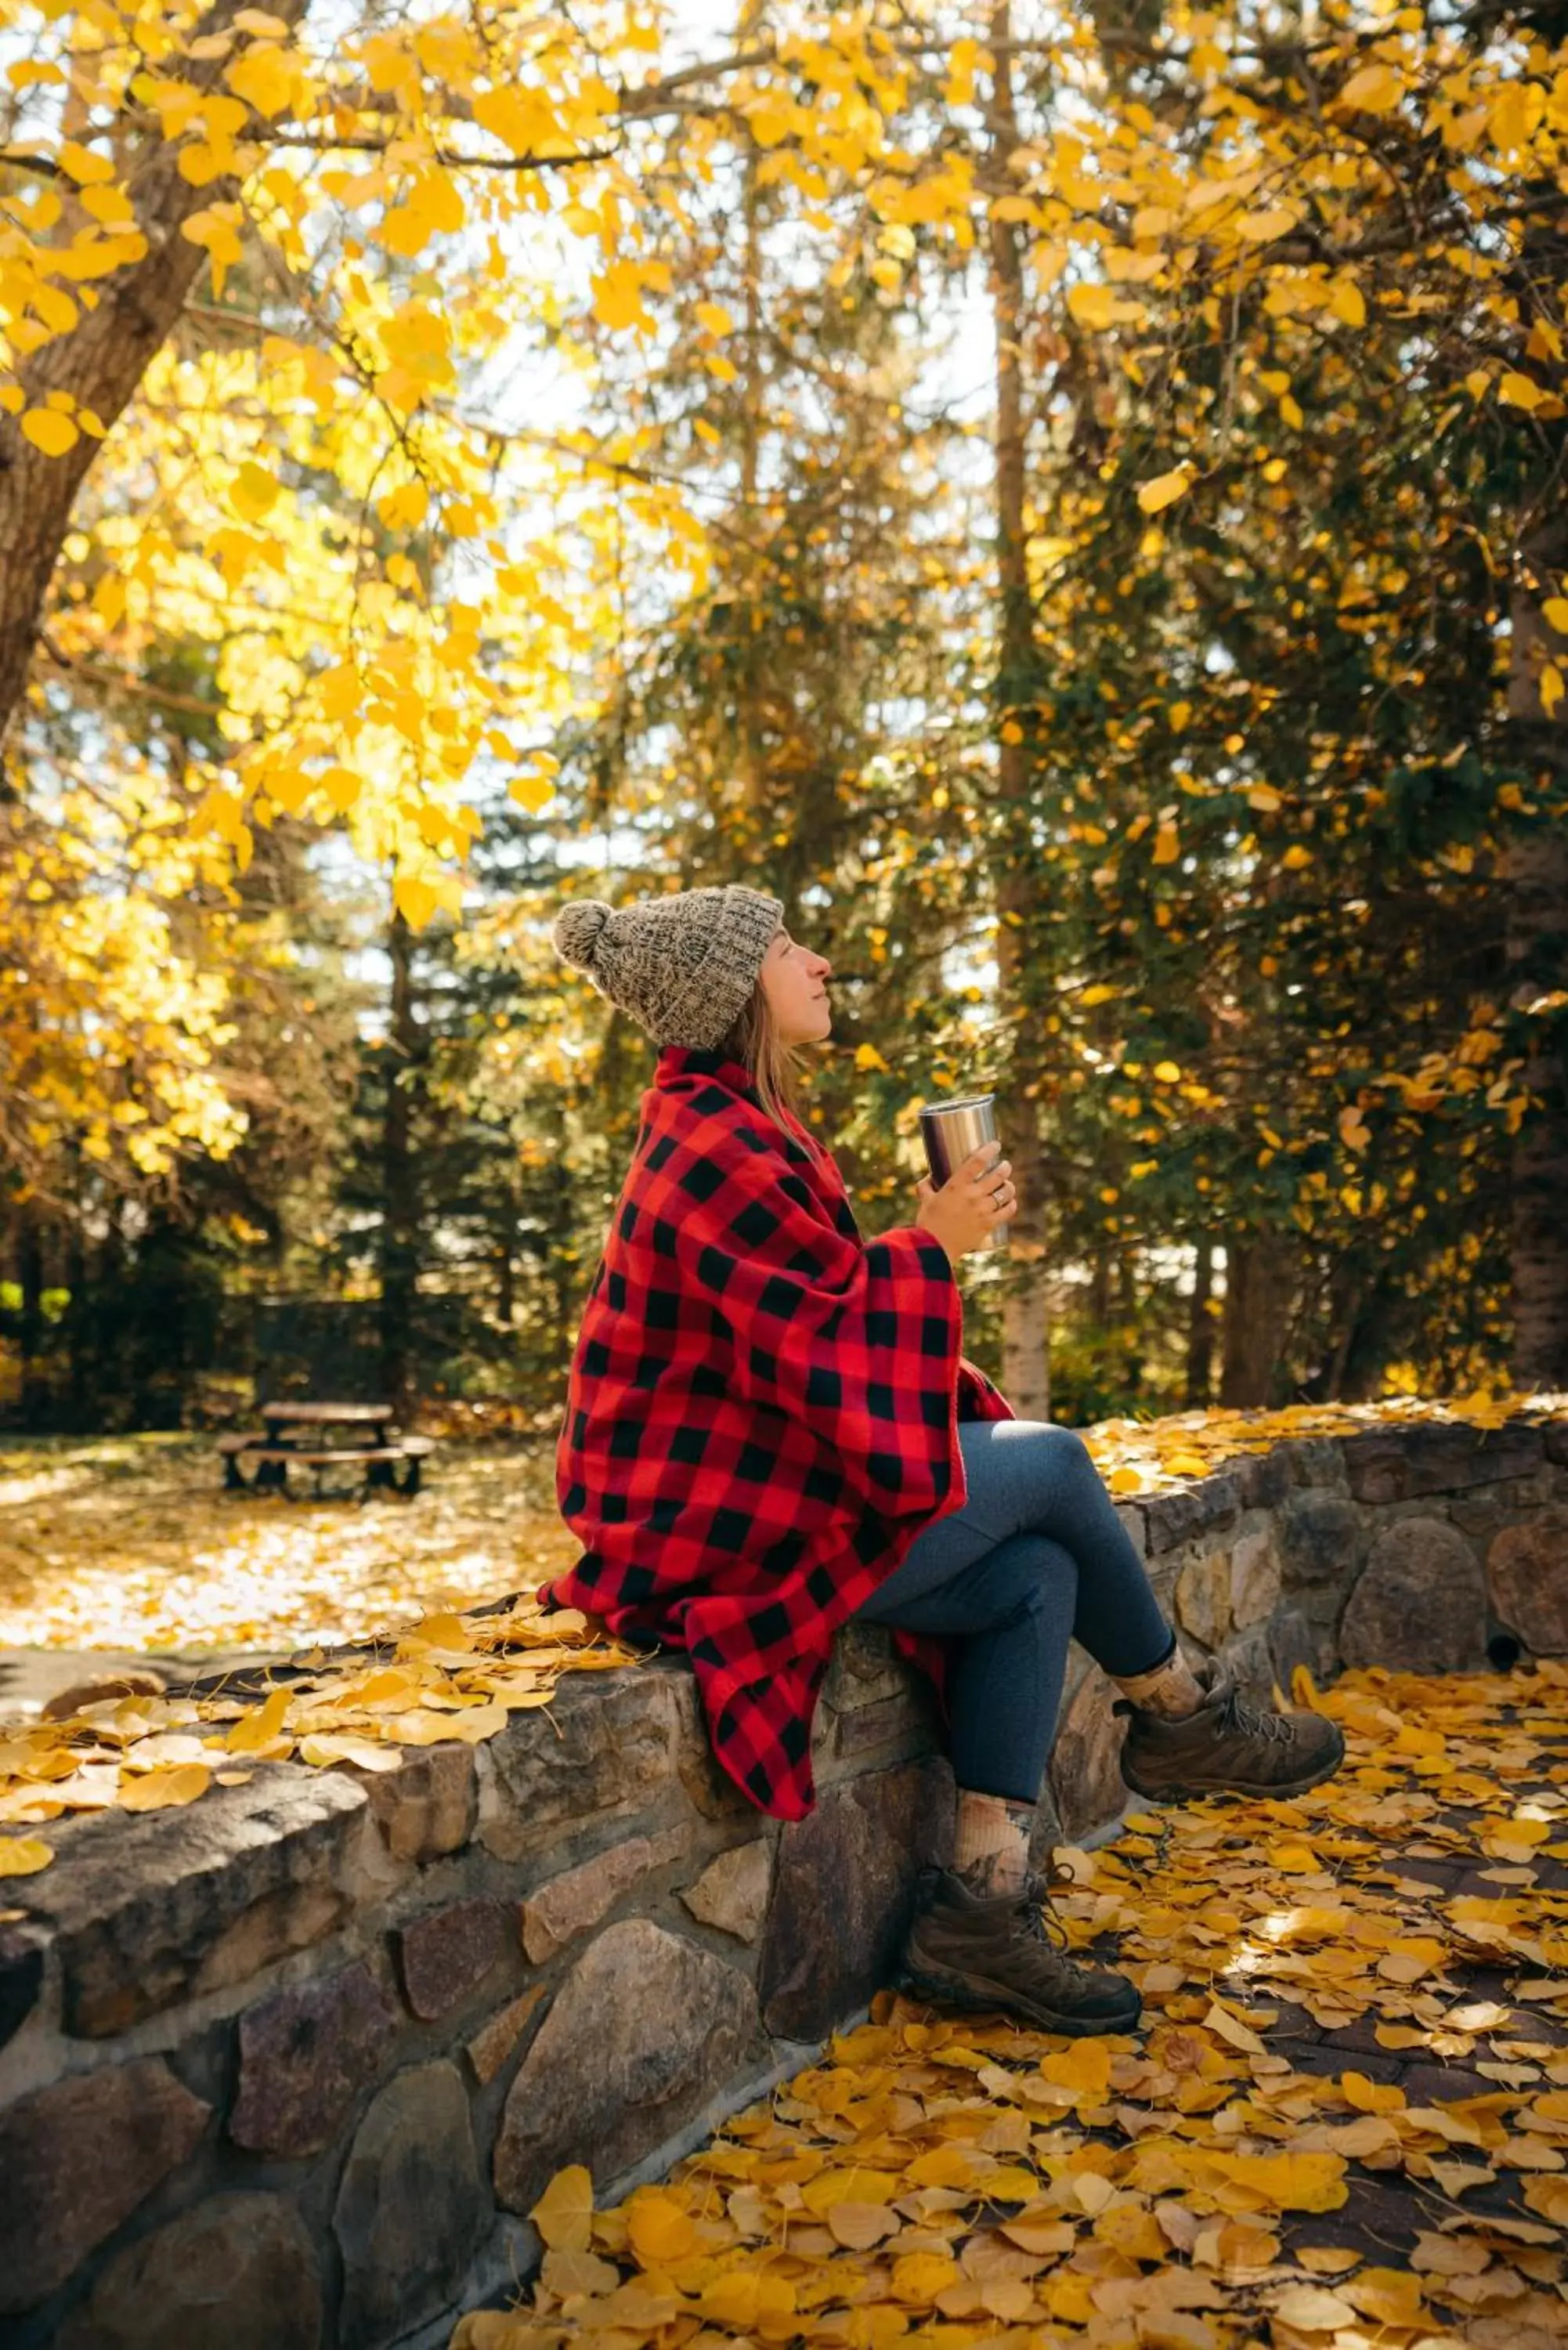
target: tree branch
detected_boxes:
[0,150,64,181]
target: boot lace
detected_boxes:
[1013,1871,1104,1989]
[1212,1678,1295,1746]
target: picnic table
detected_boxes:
[217,1401,435,1499]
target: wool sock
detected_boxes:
[1114,1639,1206,1720]
[952,1788,1035,1896]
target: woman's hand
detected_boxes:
[914,1141,1016,1264]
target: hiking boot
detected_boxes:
[899,1867,1142,2037]
[1118,1663,1346,1802]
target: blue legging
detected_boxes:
[854,1419,1175,1802]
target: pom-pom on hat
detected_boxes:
[552,883,785,1051]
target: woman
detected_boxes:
[541,883,1343,2035]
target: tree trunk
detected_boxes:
[1503,819,1568,1386]
[0,0,309,772]
[1504,529,1568,1387]
[495,1190,517,1326]
[17,1209,46,1428]
[1183,1238,1213,1406]
[379,909,423,1416]
[987,0,1051,1421]
[1219,1235,1296,1408]
[65,1204,90,1429]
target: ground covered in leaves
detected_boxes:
[455,1664,1568,2350]
[1,1393,1557,1660]
[0,1433,579,1655]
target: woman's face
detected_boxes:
[758,924,833,1045]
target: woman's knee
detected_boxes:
[962,1535,1075,1630]
[1006,1420,1095,1486]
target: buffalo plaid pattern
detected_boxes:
[540,1044,1015,1820]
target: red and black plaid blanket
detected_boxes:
[540,1044,1014,1818]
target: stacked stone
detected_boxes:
[0,1631,951,2350]
[1,1412,1566,2350]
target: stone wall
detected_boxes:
[3,1411,1566,2350]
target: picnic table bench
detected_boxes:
[217,1401,435,1498]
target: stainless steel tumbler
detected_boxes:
[919,1094,1011,1251]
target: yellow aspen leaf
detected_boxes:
[1236,204,1299,241]
[225,43,299,118]
[1342,2071,1406,2113]
[226,1685,291,1752]
[56,138,117,183]
[229,460,280,521]
[378,479,430,530]
[1328,277,1367,327]
[393,872,439,929]
[1248,784,1283,812]
[828,2202,899,2250]
[695,301,733,336]
[1523,2175,1568,2225]
[1209,2151,1347,2211]
[801,2167,901,2214]
[1292,1662,1324,1711]
[1489,81,1545,151]
[540,2246,618,2298]
[1498,372,1542,410]
[626,2191,697,2266]
[987,2164,1045,2201]
[20,408,79,456]
[1344,2269,1425,2325]
[118,1763,211,1811]
[854,1043,890,1073]
[904,2142,981,2188]
[1542,598,1568,633]
[1066,282,1117,331]
[530,2165,594,2252]
[1271,2286,1357,2328]
[891,2251,962,2304]
[1153,819,1180,864]
[1137,469,1191,515]
[701,2273,796,2327]
[1541,664,1565,717]
[1203,1999,1268,2055]
[592,261,653,332]
[1281,844,1313,870]
[297,1733,403,1770]
[443,1700,510,1744]
[1295,2247,1361,2275]
[1338,63,1403,113]
[1153,1060,1181,1081]
[509,761,558,814]
[0,1835,53,1875]
[1043,2040,1114,2096]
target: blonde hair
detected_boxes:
[717,980,826,1162]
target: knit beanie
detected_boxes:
[552,884,785,1051]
